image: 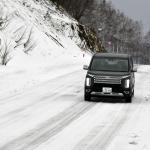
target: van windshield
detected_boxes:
[90,57,129,72]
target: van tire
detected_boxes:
[84,93,91,101]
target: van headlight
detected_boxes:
[86,77,91,86]
[124,79,130,88]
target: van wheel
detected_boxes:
[84,93,91,101]
[132,89,134,97]
[125,96,132,103]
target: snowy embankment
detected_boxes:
[0,0,91,96]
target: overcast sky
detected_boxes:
[109,0,150,33]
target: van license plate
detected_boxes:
[102,87,112,93]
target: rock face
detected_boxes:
[77,24,105,52]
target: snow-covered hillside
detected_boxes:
[0,0,92,94]
[0,0,89,68]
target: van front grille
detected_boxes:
[94,75,121,84]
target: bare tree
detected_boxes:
[50,0,93,20]
[0,32,11,65]
[80,0,143,56]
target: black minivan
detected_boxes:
[83,53,137,103]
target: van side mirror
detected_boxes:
[83,65,89,70]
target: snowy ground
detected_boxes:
[0,0,150,150]
[0,64,150,150]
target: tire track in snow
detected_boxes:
[0,69,82,103]
[0,88,67,128]
[73,101,144,150]
[72,104,127,150]
[0,69,84,120]
[0,102,97,150]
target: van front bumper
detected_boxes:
[91,91,124,97]
[85,83,131,97]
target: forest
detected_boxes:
[50,0,150,64]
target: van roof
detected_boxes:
[94,53,131,59]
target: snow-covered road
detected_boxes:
[0,65,150,150]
